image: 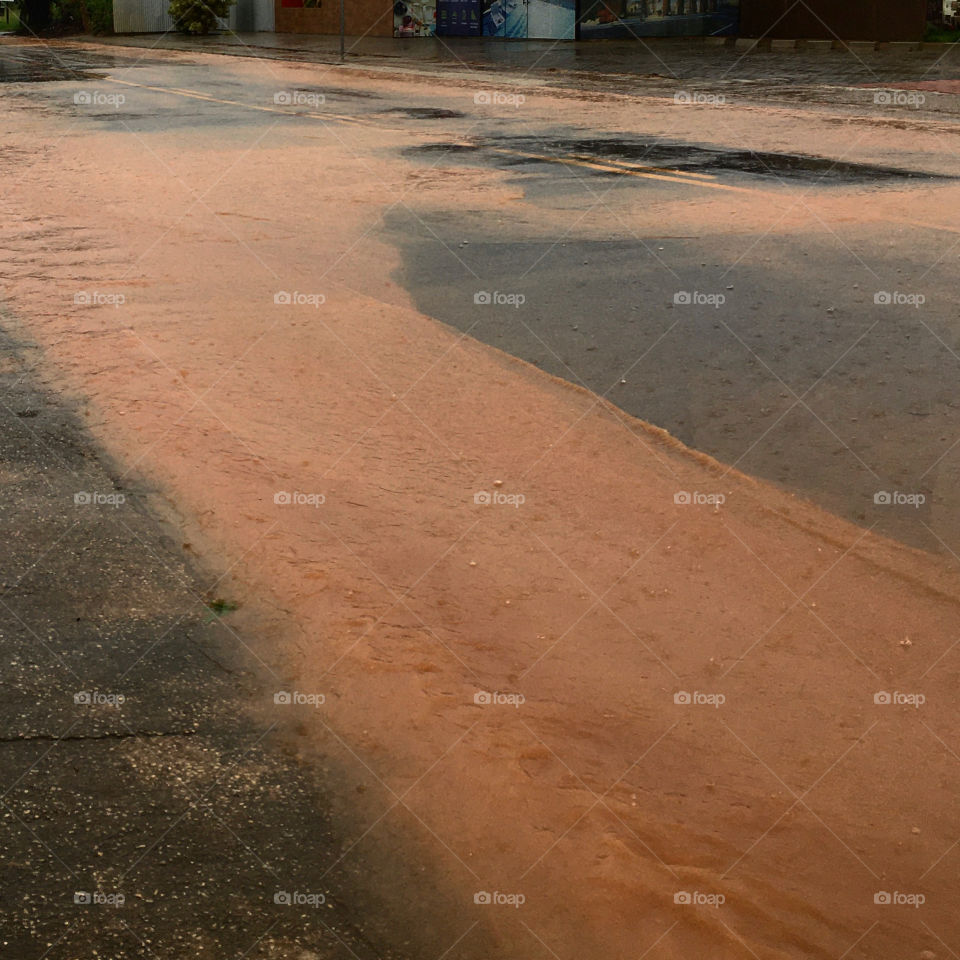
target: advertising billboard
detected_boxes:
[579,0,739,39]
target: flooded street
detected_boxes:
[3,35,960,960]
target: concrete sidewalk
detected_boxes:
[84,30,960,86]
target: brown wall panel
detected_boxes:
[275,0,393,36]
[739,0,926,41]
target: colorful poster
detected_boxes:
[482,0,525,36]
[437,0,481,35]
[578,0,739,39]
[394,0,437,35]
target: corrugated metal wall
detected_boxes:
[113,0,270,32]
[234,0,274,31]
[113,0,174,33]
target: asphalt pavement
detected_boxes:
[3,37,960,957]
[3,36,958,554]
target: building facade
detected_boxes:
[113,0,927,42]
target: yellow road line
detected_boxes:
[489,147,760,194]
[102,77,763,194]
[105,76,370,124]
[569,154,718,181]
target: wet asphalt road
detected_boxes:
[386,185,956,553]
[2,38,959,559]
[386,124,960,554]
[2,36,960,957]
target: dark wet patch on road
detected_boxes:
[381,105,466,119]
[385,209,958,554]
[0,45,191,83]
[0,59,103,83]
[409,134,947,184]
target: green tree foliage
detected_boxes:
[168,0,234,33]
[18,0,112,34]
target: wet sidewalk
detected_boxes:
[64,30,960,87]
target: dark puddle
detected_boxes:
[382,105,466,119]
[0,47,182,83]
[0,60,103,82]
[409,135,946,183]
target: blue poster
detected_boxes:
[437,0,482,35]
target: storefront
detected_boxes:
[579,0,738,39]
[275,0,922,41]
[390,0,735,39]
